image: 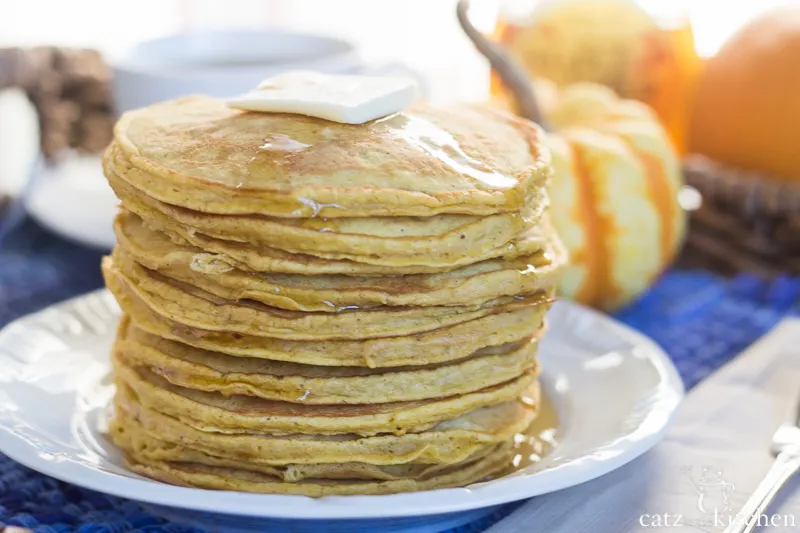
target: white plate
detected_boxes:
[26,154,117,249]
[0,291,683,531]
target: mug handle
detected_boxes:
[362,62,430,99]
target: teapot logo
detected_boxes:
[682,465,735,515]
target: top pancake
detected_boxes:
[110,96,551,218]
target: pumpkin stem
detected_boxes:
[456,0,548,129]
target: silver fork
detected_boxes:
[724,393,800,533]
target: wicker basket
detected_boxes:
[678,154,800,276]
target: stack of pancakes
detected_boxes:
[101,95,566,495]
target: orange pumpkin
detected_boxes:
[495,0,700,153]
[535,80,685,309]
[689,7,800,182]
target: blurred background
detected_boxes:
[1,0,798,310]
[1,0,789,105]
[2,0,790,93]
[2,0,499,103]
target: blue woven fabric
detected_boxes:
[0,218,105,327]
[1,217,799,533]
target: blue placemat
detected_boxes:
[1,217,799,533]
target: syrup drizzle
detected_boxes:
[386,115,517,189]
[259,134,310,153]
[501,387,559,476]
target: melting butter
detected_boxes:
[227,71,416,124]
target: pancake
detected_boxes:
[115,210,567,312]
[105,253,549,341]
[118,443,513,496]
[113,382,539,465]
[109,96,551,218]
[109,416,505,482]
[107,169,546,265]
[115,279,549,367]
[102,90,562,496]
[118,444,512,496]
[114,358,539,436]
[117,202,551,275]
[115,316,539,404]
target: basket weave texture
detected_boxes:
[679,154,800,276]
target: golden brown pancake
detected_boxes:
[115,316,538,404]
[118,444,513,495]
[115,210,567,312]
[104,252,550,341]
[109,417,505,482]
[118,444,513,496]
[113,279,550,367]
[107,170,545,266]
[109,96,551,218]
[113,382,540,465]
[122,202,553,275]
[113,357,538,436]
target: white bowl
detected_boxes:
[111,29,364,113]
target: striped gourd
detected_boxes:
[538,80,685,309]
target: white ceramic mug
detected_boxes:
[112,29,423,113]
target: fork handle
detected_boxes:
[723,450,800,533]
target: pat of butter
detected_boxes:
[226,71,416,124]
